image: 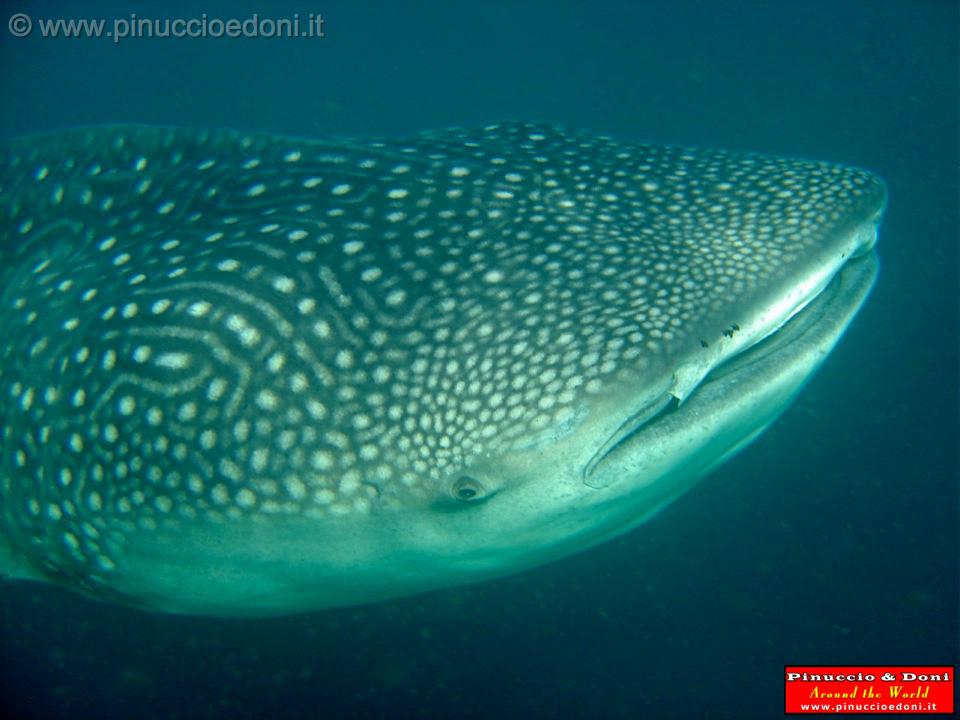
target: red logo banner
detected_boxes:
[785,665,954,715]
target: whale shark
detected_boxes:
[0,123,885,615]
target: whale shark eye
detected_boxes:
[452,476,485,501]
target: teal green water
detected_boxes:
[0,1,956,718]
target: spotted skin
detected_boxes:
[0,123,885,613]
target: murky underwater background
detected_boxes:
[1,1,956,718]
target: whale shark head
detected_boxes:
[0,123,885,615]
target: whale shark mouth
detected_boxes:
[583,249,878,485]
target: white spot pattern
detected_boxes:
[0,122,884,589]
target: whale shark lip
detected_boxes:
[696,249,877,386]
[584,248,879,484]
